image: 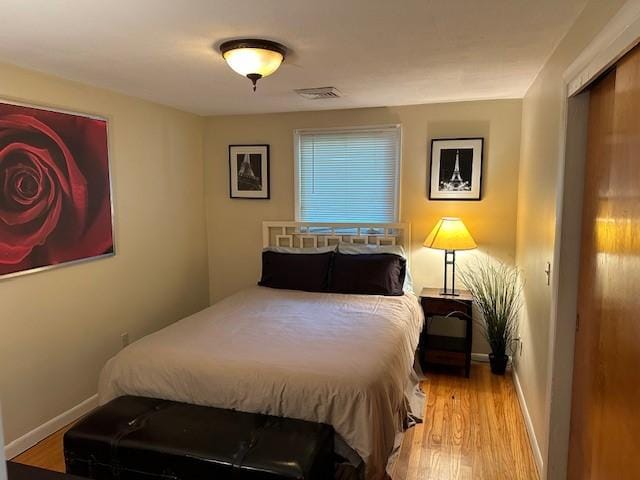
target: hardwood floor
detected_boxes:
[12,364,538,480]
[12,423,72,473]
[389,364,538,480]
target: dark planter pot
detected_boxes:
[489,353,509,375]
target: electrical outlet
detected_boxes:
[121,332,130,348]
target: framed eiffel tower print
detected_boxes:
[229,144,270,199]
[429,137,483,201]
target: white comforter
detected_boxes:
[98,286,424,480]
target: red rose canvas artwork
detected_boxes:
[0,101,114,279]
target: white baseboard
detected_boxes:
[4,394,98,460]
[471,352,490,362]
[512,368,544,477]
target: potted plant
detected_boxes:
[458,258,522,375]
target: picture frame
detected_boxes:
[0,99,115,280]
[228,144,270,199]
[429,137,484,201]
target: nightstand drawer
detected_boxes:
[421,297,470,317]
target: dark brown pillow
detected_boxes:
[258,251,333,292]
[329,253,406,296]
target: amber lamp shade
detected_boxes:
[424,217,477,295]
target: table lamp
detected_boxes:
[424,217,477,296]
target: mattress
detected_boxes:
[98,286,424,480]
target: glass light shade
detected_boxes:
[223,48,284,78]
[424,217,477,251]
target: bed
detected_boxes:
[98,222,424,480]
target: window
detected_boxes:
[294,125,401,223]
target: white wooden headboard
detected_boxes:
[262,221,411,254]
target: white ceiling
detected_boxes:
[0,0,587,116]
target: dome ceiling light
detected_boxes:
[219,39,287,92]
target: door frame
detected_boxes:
[546,1,640,478]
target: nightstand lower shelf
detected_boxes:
[424,349,466,367]
[424,334,467,353]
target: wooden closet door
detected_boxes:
[568,45,640,479]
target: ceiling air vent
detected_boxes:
[295,87,342,100]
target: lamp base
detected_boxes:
[439,289,461,297]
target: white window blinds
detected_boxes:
[295,125,401,223]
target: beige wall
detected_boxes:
[0,63,210,443]
[0,406,5,479]
[514,0,625,474]
[204,100,522,353]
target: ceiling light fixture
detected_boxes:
[219,39,287,92]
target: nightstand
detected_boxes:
[419,287,473,377]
